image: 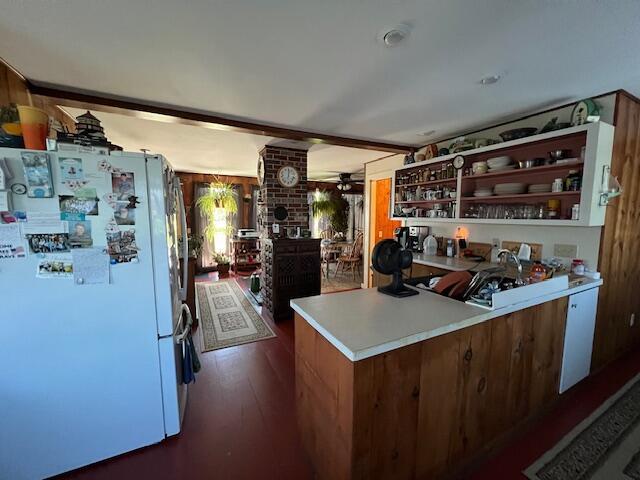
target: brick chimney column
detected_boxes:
[257,145,309,238]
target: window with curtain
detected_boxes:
[195,183,242,270]
[343,193,364,241]
[308,191,363,240]
[308,191,330,238]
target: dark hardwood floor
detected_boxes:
[54,275,640,480]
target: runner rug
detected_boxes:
[196,280,275,352]
[524,373,640,480]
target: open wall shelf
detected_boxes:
[391,122,614,226]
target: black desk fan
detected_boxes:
[371,239,419,298]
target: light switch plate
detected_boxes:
[554,243,578,258]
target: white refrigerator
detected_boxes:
[0,148,193,480]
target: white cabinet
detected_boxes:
[559,287,599,393]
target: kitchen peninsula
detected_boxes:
[291,271,601,480]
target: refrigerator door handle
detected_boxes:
[175,177,189,302]
[174,304,193,345]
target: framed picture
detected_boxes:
[59,188,99,216]
[21,152,54,198]
[25,233,70,254]
[111,172,135,201]
[59,157,84,182]
[68,220,93,248]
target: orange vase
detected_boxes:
[17,105,49,150]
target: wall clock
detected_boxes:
[277,165,300,188]
[257,155,266,186]
[11,183,27,195]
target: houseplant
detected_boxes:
[196,179,238,253]
[212,253,231,278]
[311,191,350,237]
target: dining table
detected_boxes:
[321,240,352,279]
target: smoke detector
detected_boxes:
[418,130,437,137]
[379,24,411,47]
[479,74,501,85]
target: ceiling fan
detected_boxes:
[315,171,364,191]
[337,173,358,190]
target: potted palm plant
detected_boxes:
[311,191,349,238]
[196,180,238,273]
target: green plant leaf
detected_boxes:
[196,179,238,245]
[311,191,349,233]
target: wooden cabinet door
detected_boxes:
[410,263,450,278]
[369,178,401,287]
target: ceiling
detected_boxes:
[62,107,384,179]
[2,1,640,146]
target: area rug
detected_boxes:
[196,280,275,352]
[321,269,362,294]
[524,373,640,480]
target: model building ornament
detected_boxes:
[57,111,122,151]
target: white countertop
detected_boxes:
[291,277,602,362]
[411,253,492,272]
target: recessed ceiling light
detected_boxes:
[380,24,411,47]
[479,74,501,85]
[418,130,436,137]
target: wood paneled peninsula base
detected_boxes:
[292,279,601,480]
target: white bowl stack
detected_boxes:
[472,161,488,175]
[486,155,515,172]
[473,188,494,197]
[494,183,527,196]
[528,183,552,193]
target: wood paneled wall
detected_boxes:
[0,61,75,131]
[593,92,640,370]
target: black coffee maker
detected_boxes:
[408,226,422,252]
[394,227,410,250]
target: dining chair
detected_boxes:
[320,228,335,240]
[334,231,364,281]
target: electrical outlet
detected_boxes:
[492,238,500,248]
[554,243,578,258]
[631,313,636,327]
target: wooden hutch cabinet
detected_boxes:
[261,238,321,321]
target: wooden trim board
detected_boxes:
[27,81,412,154]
